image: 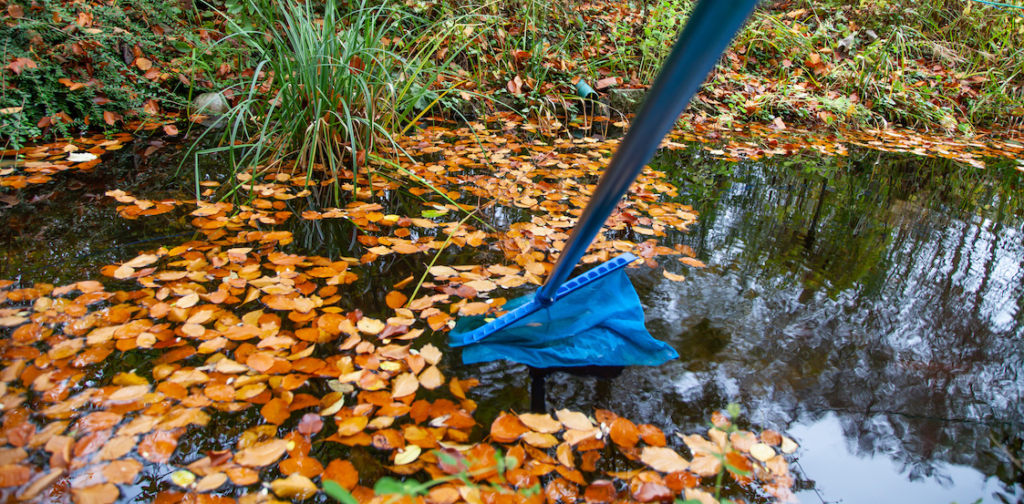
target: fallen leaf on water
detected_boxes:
[663,270,686,282]
[386,291,408,309]
[609,417,640,448]
[270,473,318,500]
[640,446,690,473]
[195,472,228,492]
[678,257,706,268]
[394,444,422,465]
[323,459,359,491]
[518,413,563,434]
[556,409,593,431]
[749,443,776,462]
[392,372,419,398]
[16,468,63,500]
[418,365,444,389]
[171,469,196,488]
[71,483,119,504]
[491,412,530,443]
[234,439,288,467]
[0,464,31,487]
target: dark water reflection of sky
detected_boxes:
[472,145,1024,504]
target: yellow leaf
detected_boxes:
[394,445,421,465]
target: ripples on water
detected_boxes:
[3,137,1022,503]
[453,146,1024,504]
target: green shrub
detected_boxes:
[0,0,205,147]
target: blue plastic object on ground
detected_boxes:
[449,0,760,368]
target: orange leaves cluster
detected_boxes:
[477,409,799,504]
[0,134,131,189]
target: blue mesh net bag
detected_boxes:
[449,266,678,368]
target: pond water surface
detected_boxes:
[451,144,1024,504]
[2,131,1023,504]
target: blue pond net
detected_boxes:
[449,265,678,368]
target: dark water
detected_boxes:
[2,135,1023,503]
[458,146,1024,504]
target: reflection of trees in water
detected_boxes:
[649,146,1024,489]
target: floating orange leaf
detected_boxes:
[234,439,288,467]
[280,456,325,478]
[609,417,640,448]
[323,459,359,490]
[490,412,530,443]
[261,398,291,425]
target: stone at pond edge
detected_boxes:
[609,88,647,114]
[192,92,229,115]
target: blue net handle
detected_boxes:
[537,0,760,305]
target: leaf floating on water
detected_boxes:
[662,270,686,282]
[323,460,359,491]
[608,417,640,448]
[518,413,563,434]
[749,443,776,462]
[385,291,408,309]
[640,446,690,473]
[556,409,593,431]
[781,436,799,454]
[491,412,530,443]
[418,365,444,389]
[0,464,31,488]
[394,445,421,465]
[391,372,419,399]
[195,472,228,492]
[678,257,706,268]
[234,439,288,467]
[72,483,120,504]
[270,473,318,500]
[170,469,196,488]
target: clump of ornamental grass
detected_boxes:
[195,0,466,204]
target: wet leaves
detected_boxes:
[0,114,820,504]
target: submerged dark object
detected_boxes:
[450,0,761,368]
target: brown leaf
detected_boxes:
[0,464,31,487]
[556,442,575,468]
[270,473,318,500]
[609,417,640,448]
[490,412,530,443]
[392,372,419,399]
[139,429,182,464]
[632,482,672,503]
[16,468,63,500]
[72,483,120,504]
[556,409,593,431]
[261,398,291,425]
[280,456,325,479]
[640,446,689,473]
[688,454,721,477]
[234,439,288,467]
[639,424,666,446]
[584,480,617,504]
[385,291,408,309]
[135,57,153,71]
[323,459,359,490]
[103,459,143,484]
[418,365,444,389]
